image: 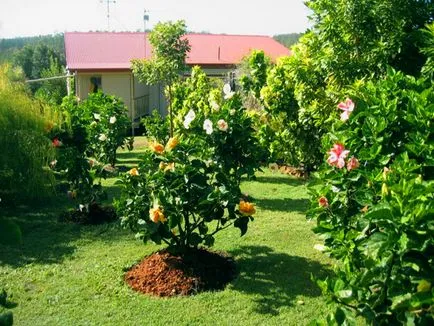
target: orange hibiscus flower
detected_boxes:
[239,200,256,216]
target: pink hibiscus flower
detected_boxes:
[52,137,62,147]
[318,196,329,208]
[337,98,355,121]
[327,143,350,169]
[346,156,360,171]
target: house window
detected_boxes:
[89,76,102,93]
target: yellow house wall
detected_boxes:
[76,72,133,117]
[74,67,232,118]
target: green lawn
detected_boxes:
[0,142,334,325]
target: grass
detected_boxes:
[0,139,334,325]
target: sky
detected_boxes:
[0,0,311,39]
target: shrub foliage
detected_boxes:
[116,67,261,253]
[308,69,434,325]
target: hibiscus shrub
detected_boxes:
[81,92,132,167]
[116,68,261,252]
[50,96,106,209]
[174,67,263,183]
[116,137,255,251]
[308,69,434,324]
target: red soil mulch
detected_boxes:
[125,248,237,297]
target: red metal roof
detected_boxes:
[65,32,290,71]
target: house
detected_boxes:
[64,32,290,121]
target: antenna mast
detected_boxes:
[143,9,149,57]
[100,0,116,31]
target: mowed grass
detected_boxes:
[0,139,334,325]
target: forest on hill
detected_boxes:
[0,34,64,64]
[273,33,302,48]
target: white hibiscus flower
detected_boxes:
[183,109,196,129]
[203,119,213,135]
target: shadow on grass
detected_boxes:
[255,198,310,213]
[229,245,331,315]
[254,175,306,187]
[104,184,122,202]
[0,203,80,267]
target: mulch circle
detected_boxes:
[125,248,237,297]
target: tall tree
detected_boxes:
[131,20,191,137]
[12,45,34,78]
[259,0,434,171]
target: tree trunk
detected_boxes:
[168,84,174,138]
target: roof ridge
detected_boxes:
[64,31,272,38]
[186,33,273,38]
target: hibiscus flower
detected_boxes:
[203,119,213,135]
[52,137,62,147]
[346,156,359,171]
[149,206,166,223]
[318,196,329,207]
[166,137,179,151]
[239,200,256,216]
[223,83,235,99]
[217,119,228,132]
[150,142,164,154]
[183,109,196,129]
[337,98,355,121]
[327,143,350,169]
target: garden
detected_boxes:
[1,1,434,325]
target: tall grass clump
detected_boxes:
[0,64,57,204]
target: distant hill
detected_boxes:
[273,33,303,49]
[0,34,64,64]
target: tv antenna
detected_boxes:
[100,0,116,31]
[144,9,149,57]
[144,9,149,32]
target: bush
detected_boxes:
[49,96,106,211]
[239,1,434,173]
[49,92,130,219]
[0,64,56,203]
[116,139,253,252]
[82,92,131,167]
[308,69,434,324]
[173,67,263,183]
[116,67,262,253]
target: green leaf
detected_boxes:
[361,232,389,259]
[363,205,393,222]
[334,307,346,325]
[198,223,208,235]
[353,189,374,206]
[150,232,162,244]
[234,216,249,236]
[187,232,202,246]
[0,311,13,326]
[203,235,215,247]
[0,289,7,307]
